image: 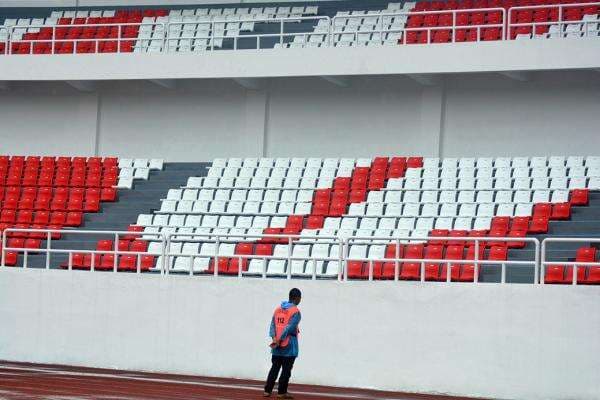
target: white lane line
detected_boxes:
[0,365,409,400]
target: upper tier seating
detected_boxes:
[1,0,598,55]
[0,155,163,266]
[132,155,598,283]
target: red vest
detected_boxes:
[273,305,299,348]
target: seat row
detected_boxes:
[210,156,423,169]
[155,199,562,219]
[0,155,118,168]
[0,187,117,210]
[137,213,547,236]
[210,156,598,169]
[162,188,573,205]
[205,164,600,179]
[162,241,505,281]
[546,247,600,284]
[185,175,598,191]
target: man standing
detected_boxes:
[263,288,302,399]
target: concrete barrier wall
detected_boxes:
[0,268,598,400]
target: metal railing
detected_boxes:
[508,2,600,40]
[0,228,542,284]
[6,22,164,55]
[0,26,8,55]
[540,237,600,285]
[0,5,598,55]
[1,228,165,273]
[163,232,341,279]
[165,15,330,51]
[332,8,506,46]
[344,235,538,283]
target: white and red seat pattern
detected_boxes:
[136,155,597,283]
[0,155,161,267]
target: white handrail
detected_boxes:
[332,8,506,45]
[507,2,600,40]
[1,228,165,273]
[2,3,598,54]
[165,15,330,51]
[540,237,600,285]
[6,22,164,55]
[2,226,593,287]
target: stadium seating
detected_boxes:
[1,0,598,55]
[0,156,162,266]
[131,156,598,283]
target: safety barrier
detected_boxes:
[540,237,600,284]
[1,228,164,273]
[0,228,547,284]
[508,2,600,40]
[332,8,506,46]
[1,5,598,55]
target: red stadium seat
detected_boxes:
[400,244,425,280]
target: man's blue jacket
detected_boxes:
[269,301,301,358]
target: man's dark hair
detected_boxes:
[289,288,301,300]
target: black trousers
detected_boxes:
[264,355,296,394]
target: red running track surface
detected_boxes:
[0,361,484,400]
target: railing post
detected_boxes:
[163,234,169,275]
[161,22,166,52]
[280,19,284,46]
[23,250,28,269]
[368,259,373,281]
[113,233,118,272]
[45,231,51,269]
[501,262,506,283]
[1,230,6,267]
[540,239,545,284]
[342,238,349,281]
[68,252,73,271]
[420,261,425,282]
[534,239,540,284]
[91,249,95,272]
[474,240,480,283]
[287,236,292,280]
[394,238,400,281]
[214,235,220,277]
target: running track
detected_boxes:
[0,361,482,400]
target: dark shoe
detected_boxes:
[263,392,272,397]
[277,394,294,399]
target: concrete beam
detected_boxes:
[149,79,177,89]
[65,80,96,92]
[498,71,531,81]
[320,76,351,88]
[406,74,441,86]
[233,78,265,90]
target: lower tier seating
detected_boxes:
[0,155,163,266]
[125,155,600,284]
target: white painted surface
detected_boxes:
[0,72,599,160]
[0,269,599,400]
[0,41,599,81]
[0,90,98,156]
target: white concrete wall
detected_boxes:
[0,71,599,161]
[0,268,598,400]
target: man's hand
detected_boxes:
[269,338,281,349]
